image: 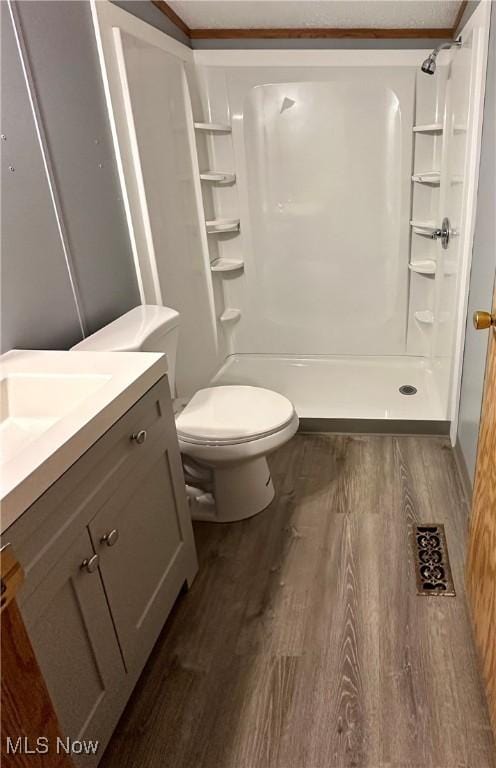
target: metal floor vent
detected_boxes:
[399,384,417,396]
[412,524,456,596]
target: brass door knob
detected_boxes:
[473,311,496,330]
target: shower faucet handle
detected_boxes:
[431,217,450,250]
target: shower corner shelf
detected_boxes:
[200,170,236,184]
[412,171,440,184]
[410,219,436,235]
[409,260,436,275]
[210,257,244,273]
[206,218,240,235]
[219,308,241,324]
[414,310,435,325]
[413,123,443,133]
[194,121,231,133]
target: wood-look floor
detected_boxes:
[102,435,496,768]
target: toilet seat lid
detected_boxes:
[176,385,295,444]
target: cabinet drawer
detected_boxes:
[6,376,174,604]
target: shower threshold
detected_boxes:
[211,354,447,427]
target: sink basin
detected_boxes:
[0,349,168,534]
[0,373,111,463]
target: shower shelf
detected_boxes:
[412,171,440,184]
[206,218,240,234]
[200,171,236,184]
[413,123,443,133]
[210,257,244,273]
[194,122,231,133]
[410,220,437,235]
[409,260,436,275]
[219,308,241,324]
[414,310,435,325]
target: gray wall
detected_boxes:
[457,1,481,32]
[1,1,140,352]
[1,4,83,351]
[457,2,496,486]
[190,37,450,50]
[112,1,191,46]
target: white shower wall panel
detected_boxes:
[201,66,416,356]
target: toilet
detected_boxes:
[72,305,299,522]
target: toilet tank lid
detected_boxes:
[71,305,180,352]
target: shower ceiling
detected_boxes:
[164,0,467,36]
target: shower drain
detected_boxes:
[399,384,417,396]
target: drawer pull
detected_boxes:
[81,554,99,574]
[101,529,119,547]
[131,430,147,445]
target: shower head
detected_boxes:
[421,54,437,75]
[420,39,462,75]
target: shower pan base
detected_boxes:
[211,354,446,424]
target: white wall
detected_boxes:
[93,1,220,396]
[118,30,219,393]
[196,57,419,358]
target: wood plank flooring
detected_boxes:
[101,434,496,768]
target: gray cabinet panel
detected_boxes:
[22,529,125,763]
[89,448,190,673]
[88,376,198,674]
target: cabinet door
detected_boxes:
[88,422,197,677]
[20,530,125,763]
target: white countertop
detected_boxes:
[0,350,168,534]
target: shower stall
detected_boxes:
[203,59,441,423]
[92,0,491,439]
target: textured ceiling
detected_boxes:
[168,1,462,30]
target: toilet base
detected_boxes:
[189,457,275,523]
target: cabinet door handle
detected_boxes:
[130,430,147,445]
[101,529,119,547]
[81,554,99,573]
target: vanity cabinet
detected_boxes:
[4,376,197,765]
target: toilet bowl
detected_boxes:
[176,384,298,521]
[72,305,298,522]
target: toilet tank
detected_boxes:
[71,305,180,395]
